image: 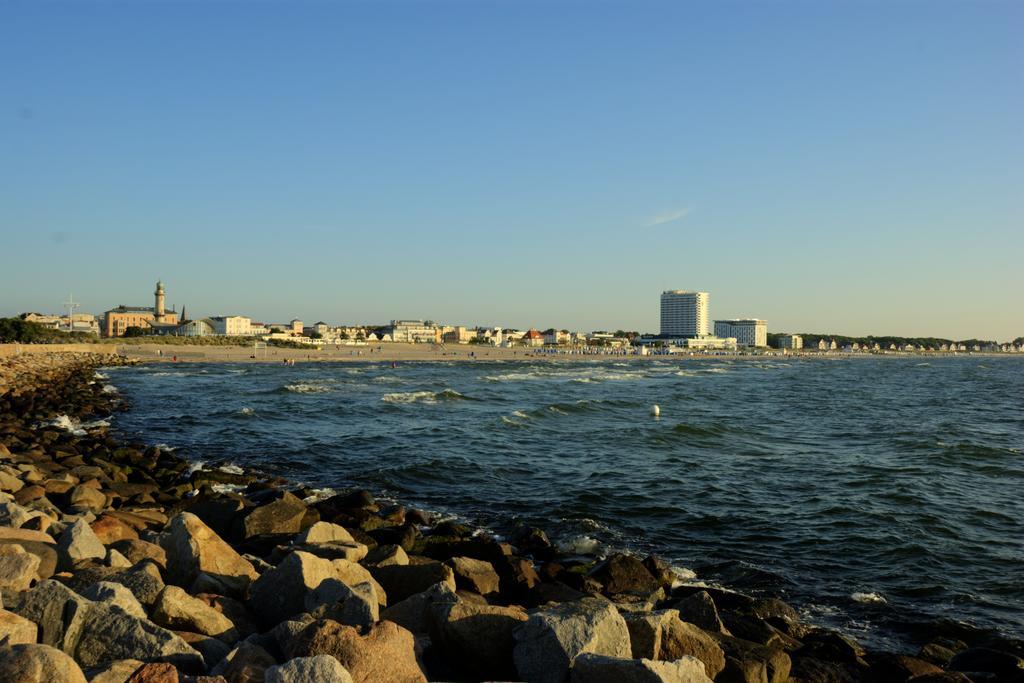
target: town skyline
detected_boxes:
[2,3,1021,340]
[3,279,1021,344]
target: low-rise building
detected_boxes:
[389,320,440,343]
[714,319,767,347]
[522,329,545,347]
[210,316,253,336]
[777,334,803,350]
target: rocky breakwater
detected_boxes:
[0,355,1022,682]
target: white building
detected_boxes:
[389,320,439,343]
[714,319,767,347]
[660,291,709,338]
[210,316,253,336]
[777,334,803,350]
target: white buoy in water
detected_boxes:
[651,404,660,417]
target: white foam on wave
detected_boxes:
[41,415,109,436]
[557,535,602,556]
[187,460,207,475]
[670,565,699,585]
[102,384,119,394]
[218,463,245,475]
[238,407,255,416]
[381,389,465,404]
[94,372,108,380]
[851,591,887,604]
[283,382,333,394]
[210,483,246,494]
[302,487,337,503]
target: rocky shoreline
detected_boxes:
[0,354,1021,682]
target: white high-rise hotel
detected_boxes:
[660,291,709,337]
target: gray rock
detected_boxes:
[56,518,106,571]
[570,652,713,682]
[164,512,258,597]
[0,547,41,592]
[249,550,339,627]
[513,597,632,683]
[175,630,232,670]
[379,581,458,635]
[428,599,528,681]
[10,579,203,670]
[266,654,354,683]
[111,560,166,608]
[306,579,379,629]
[0,642,88,683]
[271,614,316,654]
[151,585,239,642]
[80,581,147,619]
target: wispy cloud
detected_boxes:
[645,207,692,227]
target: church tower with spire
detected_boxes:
[154,280,166,322]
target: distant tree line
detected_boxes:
[0,317,94,344]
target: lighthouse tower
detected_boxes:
[154,280,166,322]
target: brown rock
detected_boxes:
[589,553,660,595]
[91,514,140,544]
[164,513,258,597]
[370,561,455,603]
[210,640,276,683]
[0,547,41,592]
[110,539,168,568]
[0,642,88,683]
[152,585,239,643]
[447,556,500,596]
[428,600,528,681]
[287,619,426,683]
[674,590,730,634]
[127,662,179,683]
[242,492,307,540]
[0,607,38,644]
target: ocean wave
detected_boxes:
[673,422,732,437]
[40,415,110,436]
[218,463,245,474]
[281,382,335,394]
[381,389,468,404]
[556,535,602,556]
[101,384,119,394]
[851,591,887,604]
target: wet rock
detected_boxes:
[81,581,148,619]
[0,606,38,644]
[590,553,660,596]
[265,655,354,683]
[0,642,88,683]
[866,652,944,680]
[164,513,258,597]
[370,561,455,603]
[428,600,528,681]
[447,555,500,596]
[642,555,676,588]
[286,618,426,683]
[152,585,239,643]
[0,546,41,592]
[789,656,860,683]
[570,652,713,682]
[797,630,865,664]
[710,633,791,683]
[379,581,459,635]
[242,492,307,540]
[673,590,730,634]
[210,640,277,683]
[513,597,632,683]
[57,518,107,570]
[948,646,1024,679]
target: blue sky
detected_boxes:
[1,1,1021,339]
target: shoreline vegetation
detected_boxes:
[0,353,1021,682]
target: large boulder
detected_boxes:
[673,591,729,634]
[369,561,455,603]
[249,550,341,627]
[266,655,354,683]
[711,633,791,683]
[379,581,458,635]
[589,554,660,596]
[447,556,500,596]
[306,579,379,629]
[0,607,38,644]
[80,581,148,620]
[0,642,88,683]
[242,492,308,540]
[0,546,41,592]
[10,579,203,670]
[296,521,356,545]
[513,597,632,683]
[91,515,140,545]
[164,512,258,596]
[570,652,713,682]
[286,618,426,683]
[428,600,528,681]
[56,518,106,570]
[626,610,725,678]
[151,585,239,642]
